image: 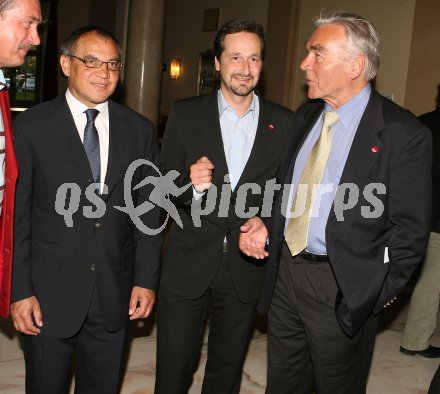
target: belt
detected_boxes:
[298,251,329,263]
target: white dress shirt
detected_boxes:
[65,89,109,193]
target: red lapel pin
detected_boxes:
[268,124,275,131]
[372,146,379,153]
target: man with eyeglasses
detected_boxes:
[10,26,162,393]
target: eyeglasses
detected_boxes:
[68,55,123,71]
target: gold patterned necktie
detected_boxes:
[285,111,339,256]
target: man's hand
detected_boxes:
[11,296,43,335]
[128,286,156,320]
[190,156,214,193]
[239,216,269,259]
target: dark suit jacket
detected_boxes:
[160,91,294,303]
[258,90,432,337]
[419,107,440,232]
[11,96,162,337]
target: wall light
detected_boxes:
[170,58,182,79]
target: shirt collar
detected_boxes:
[0,69,7,91]
[218,89,257,119]
[65,88,109,120]
[324,83,371,129]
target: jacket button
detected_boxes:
[226,228,232,234]
[95,222,101,228]
[90,264,95,271]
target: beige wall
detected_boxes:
[405,0,440,116]
[55,0,439,118]
[57,0,122,95]
[160,0,270,116]
[263,0,299,107]
[288,0,416,110]
[57,0,90,94]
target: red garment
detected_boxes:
[0,89,18,318]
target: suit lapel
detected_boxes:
[50,96,92,180]
[197,92,229,184]
[235,97,275,188]
[103,101,124,198]
[281,91,385,188]
[337,90,385,185]
[282,103,323,185]
[327,90,385,225]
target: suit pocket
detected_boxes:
[31,239,64,271]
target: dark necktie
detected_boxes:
[83,108,100,183]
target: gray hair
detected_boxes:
[315,11,380,81]
[0,0,18,16]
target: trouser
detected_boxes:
[402,231,440,351]
[155,253,257,394]
[22,286,128,394]
[266,242,378,394]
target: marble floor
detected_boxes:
[0,294,438,393]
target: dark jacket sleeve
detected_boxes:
[11,114,35,302]
[373,124,432,313]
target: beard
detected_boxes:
[225,72,257,97]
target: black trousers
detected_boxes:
[429,365,440,394]
[22,286,128,394]
[155,253,257,394]
[266,242,378,394]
